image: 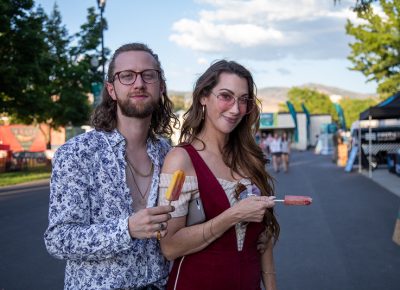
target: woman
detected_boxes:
[281,132,291,172]
[158,60,279,290]
[269,132,282,173]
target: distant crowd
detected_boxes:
[257,131,291,173]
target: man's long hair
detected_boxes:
[90,43,178,139]
[180,60,280,242]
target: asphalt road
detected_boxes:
[0,181,65,290]
[272,151,400,290]
[0,151,399,290]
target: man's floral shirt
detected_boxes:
[44,129,171,290]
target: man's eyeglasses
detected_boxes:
[112,69,160,85]
[211,91,255,115]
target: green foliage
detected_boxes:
[346,0,400,99]
[335,1,378,12]
[339,97,378,127]
[0,1,49,116]
[0,1,109,147]
[279,87,378,129]
[279,87,337,121]
[0,167,51,187]
[170,95,187,112]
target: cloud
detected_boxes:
[170,19,283,52]
[197,57,209,65]
[277,68,291,75]
[169,0,358,61]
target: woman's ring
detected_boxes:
[156,231,161,241]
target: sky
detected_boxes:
[34,0,378,94]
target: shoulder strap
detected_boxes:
[181,144,231,218]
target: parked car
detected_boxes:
[9,151,51,171]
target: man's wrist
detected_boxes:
[127,214,135,239]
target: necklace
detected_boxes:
[126,158,153,200]
[126,156,154,177]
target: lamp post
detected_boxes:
[90,56,102,106]
[97,0,106,79]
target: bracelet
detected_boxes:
[202,224,210,244]
[210,218,217,238]
[262,270,276,275]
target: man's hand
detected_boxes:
[128,205,174,240]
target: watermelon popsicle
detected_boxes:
[165,170,186,205]
[275,195,312,206]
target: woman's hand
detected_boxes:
[232,196,275,223]
[257,229,271,254]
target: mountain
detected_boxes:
[169,83,377,112]
[257,83,377,112]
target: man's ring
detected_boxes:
[156,231,161,241]
[159,223,166,230]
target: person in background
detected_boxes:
[260,132,269,157]
[44,43,178,290]
[281,132,291,173]
[158,60,279,290]
[269,132,282,173]
[265,132,274,158]
[332,128,339,163]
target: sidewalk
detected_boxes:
[360,168,400,198]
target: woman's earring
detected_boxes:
[201,105,205,120]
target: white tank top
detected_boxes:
[281,140,289,153]
[269,138,282,153]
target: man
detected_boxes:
[44,43,178,290]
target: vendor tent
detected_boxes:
[359,92,400,120]
[358,92,400,177]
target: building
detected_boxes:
[259,112,332,150]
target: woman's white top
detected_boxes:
[158,173,256,251]
[281,140,290,153]
[269,138,282,153]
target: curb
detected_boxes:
[0,179,50,193]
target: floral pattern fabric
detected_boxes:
[44,129,171,290]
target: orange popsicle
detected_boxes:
[275,195,312,206]
[165,170,185,204]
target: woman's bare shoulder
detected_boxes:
[162,146,194,175]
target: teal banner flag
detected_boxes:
[301,103,310,146]
[334,103,346,130]
[286,101,298,142]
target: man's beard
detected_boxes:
[116,93,159,118]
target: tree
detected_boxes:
[170,94,186,112]
[35,4,90,147]
[346,0,400,99]
[0,0,49,117]
[0,1,108,148]
[39,5,108,148]
[339,97,377,127]
[279,87,337,121]
[334,0,378,11]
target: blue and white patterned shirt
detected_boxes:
[44,129,171,290]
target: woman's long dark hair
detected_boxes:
[180,60,279,242]
[90,43,178,139]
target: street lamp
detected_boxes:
[90,56,102,106]
[97,0,106,79]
